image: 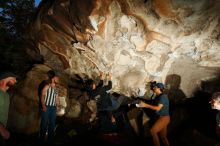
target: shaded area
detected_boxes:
[5,74,220,146]
[6,95,220,146]
[168,75,220,146]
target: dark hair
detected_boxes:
[212,92,220,100]
[47,70,55,80]
[0,72,17,80]
[150,81,157,90]
[85,79,95,91]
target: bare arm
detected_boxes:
[100,72,104,80]
[40,84,49,112]
[138,101,163,111]
[108,73,112,80]
[56,94,60,108]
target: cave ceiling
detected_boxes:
[30,0,220,97]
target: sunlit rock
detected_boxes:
[29,0,220,97]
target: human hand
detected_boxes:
[0,124,10,139]
[108,73,112,80]
[56,105,61,111]
[111,115,116,124]
[136,101,149,108]
[100,71,104,80]
[42,105,47,112]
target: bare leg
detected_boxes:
[150,116,170,146]
[159,126,170,146]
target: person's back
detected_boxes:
[86,73,113,111]
[95,83,112,111]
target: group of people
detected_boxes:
[85,72,170,146]
[1,69,220,146]
[85,72,129,132]
[0,70,60,145]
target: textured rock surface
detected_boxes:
[29,0,220,97]
[8,64,68,134]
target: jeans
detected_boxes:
[102,95,127,111]
[40,106,56,143]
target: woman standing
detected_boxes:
[137,82,170,146]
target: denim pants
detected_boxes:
[102,95,127,111]
[40,106,56,143]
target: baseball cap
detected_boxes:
[155,83,165,90]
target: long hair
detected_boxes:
[85,79,95,91]
[47,70,55,80]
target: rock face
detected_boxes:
[30,0,220,97]
[6,0,220,137]
[7,64,68,134]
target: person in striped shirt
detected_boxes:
[39,75,60,144]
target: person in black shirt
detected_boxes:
[86,72,128,132]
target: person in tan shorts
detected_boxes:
[137,82,170,146]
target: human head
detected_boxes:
[152,82,165,95]
[150,81,157,90]
[47,70,56,80]
[210,92,220,110]
[85,79,96,91]
[52,76,59,86]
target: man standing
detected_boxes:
[39,75,60,144]
[0,72,17,146]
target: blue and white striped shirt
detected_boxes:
[44,85,58,106]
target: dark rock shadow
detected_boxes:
[164,74,187,134]
[168,74,220,146]
[165,74,186,108]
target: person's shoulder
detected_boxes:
[159,93,168,99]
[41,82,50,90]
[165,94,169,99]
[38,80,47,86]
